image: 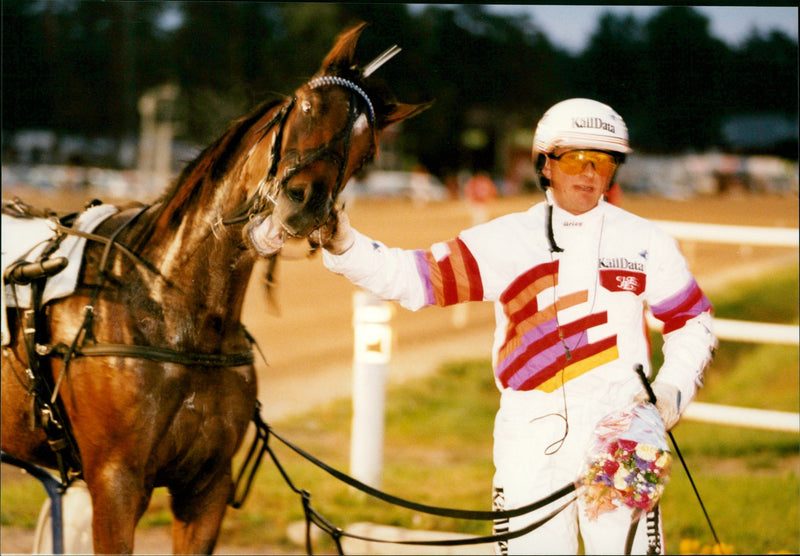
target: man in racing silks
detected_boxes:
[253,98,717,554]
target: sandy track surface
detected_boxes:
[245,193,798,422]
[1,191,797,554]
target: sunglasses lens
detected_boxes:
[555,151,617,176]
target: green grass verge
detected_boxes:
[2,266,797,554]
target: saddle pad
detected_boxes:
[2,204,119,345]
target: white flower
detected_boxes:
[613,468,629,490]
[635,443,658,462]
[655,452,670,468]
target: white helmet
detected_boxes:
[532,98,631,189]
[533,98,632,156]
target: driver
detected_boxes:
[254,97,717,554]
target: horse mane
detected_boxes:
[132,97,286,250]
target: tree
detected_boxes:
[573,12,645,145]
[2,3,796,165]
[637,6,730,152]
[730,29,798,117]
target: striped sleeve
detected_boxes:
[649,277,712,334]
[415,238,484,307]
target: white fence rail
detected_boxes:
[653,220,799,247]
[645,313,799,347]
[683,402,799,433]
[650,220,799,433]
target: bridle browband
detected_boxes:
[308,75,376,125]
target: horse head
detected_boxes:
[243,22,431,249]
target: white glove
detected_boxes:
[247,214,286,256]
[314,209,355,255]
[635,382,682,430]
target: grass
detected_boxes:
[2,265,797,554]
[0,478,48,528]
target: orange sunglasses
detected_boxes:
[548,150,619,177]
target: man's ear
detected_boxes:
[541,157,552,180]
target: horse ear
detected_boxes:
[380,100,434,130]
[320,22,368,73]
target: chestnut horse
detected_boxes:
[1,23,429,554]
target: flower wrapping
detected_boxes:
[578,402,672,520]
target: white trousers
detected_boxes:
[491,387,665,555]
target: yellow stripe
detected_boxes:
[535,345,620,393]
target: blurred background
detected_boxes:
[1,4,798,554]
[2,2,798,200]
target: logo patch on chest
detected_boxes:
[599,269,646,295]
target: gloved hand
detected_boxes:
[247,214,286,256]
[312,209,355,255]
[635,381,682,430]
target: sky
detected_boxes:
[481,5,799,53]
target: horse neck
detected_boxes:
[136,195,253,337]
[135,126,276,328]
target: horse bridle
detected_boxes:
[227,75,378,230]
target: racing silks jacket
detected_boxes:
[323,193,716,408]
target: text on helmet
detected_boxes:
[572,117,616,133]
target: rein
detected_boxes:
[231,340,577,554]
[232,402,577,554]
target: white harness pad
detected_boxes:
[2,204,119,345]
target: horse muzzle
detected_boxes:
[271,187,334,239]
[244,213,287,257]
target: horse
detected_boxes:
[1,22,430,554]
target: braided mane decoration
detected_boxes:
[307,75,376,125]
[306,43,403,126]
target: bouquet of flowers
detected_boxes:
[578,402,672,520]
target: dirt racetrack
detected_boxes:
[241,192,798,423]
[1,188,798,554]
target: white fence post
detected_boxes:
[350,291,393,488]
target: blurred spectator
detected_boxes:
[464,171,498,225]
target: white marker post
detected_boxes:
[350,291,393,488]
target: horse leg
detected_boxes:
[169,467,233,554]
[87,462,151,554]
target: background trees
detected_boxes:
[3,2,797,173]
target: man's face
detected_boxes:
[543,149,617,215]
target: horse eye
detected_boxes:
[301,100,312,114]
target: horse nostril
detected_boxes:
[286,187,307,204]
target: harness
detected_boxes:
[3,201,255,488]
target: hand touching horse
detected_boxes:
[1,23,430,554]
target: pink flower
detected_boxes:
[618,438,638,451]
[635,492,651,510]
[603,459,620,476]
